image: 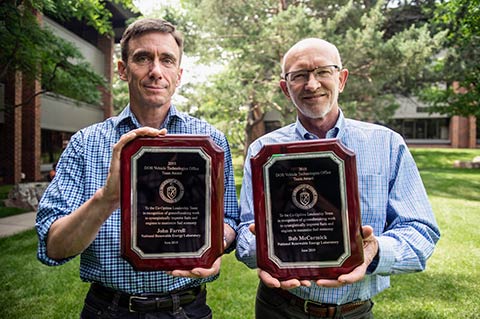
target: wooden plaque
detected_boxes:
[120,135,224,271]
[251,139,363,280]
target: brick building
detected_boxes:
[388,95,479,148]
[0,3,136,185]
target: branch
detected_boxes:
[246,103,266,127]
[347,60,375,82]
[6,61,62,109]
[13,89,48,108]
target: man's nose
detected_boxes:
[149,60,164,79]
[304,72,321,90]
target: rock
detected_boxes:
[4,182,49,211]
[453,158,480,169]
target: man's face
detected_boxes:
[280,43,347,121]
[118,32,182,110]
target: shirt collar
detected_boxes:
[294,109,345,140]
[162,104,187,129]
[113,104,186,129]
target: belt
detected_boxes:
[274,288,369,318]
[89,283,205,313]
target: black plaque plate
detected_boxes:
[121,135,224,271]
[251,139,363,280]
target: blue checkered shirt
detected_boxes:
[236,110,440,304]
[36,105,239,294]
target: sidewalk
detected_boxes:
[0,212,36,238]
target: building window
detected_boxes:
[387,118,450,140]
[41,129,72,164]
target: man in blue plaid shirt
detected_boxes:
[236,38,440,318]
[36,18,239,319]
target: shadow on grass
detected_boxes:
[420,168,480,202]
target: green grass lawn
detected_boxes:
[372,148,480,319]
[0,148,479,318]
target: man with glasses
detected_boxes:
[236,38,440,318]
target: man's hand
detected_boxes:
[315,225,378,288]
[223,223,236,249]
[100,127,167,211]
[169,223,235,279]
[249,223,378,290]
[169,256,222,278]
[258,269,312,289]
[248,223,256,235]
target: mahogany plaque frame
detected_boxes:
[251,139,363,280]
[121,135,224,271]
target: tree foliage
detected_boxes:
[172,0,445,150]
[0,0,136,108]
[419,0,480,117]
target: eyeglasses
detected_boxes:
[284,65,340,85]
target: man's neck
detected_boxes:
[131,104,171,128]
[299,110,339,139]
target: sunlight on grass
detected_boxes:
[410,148,480,169]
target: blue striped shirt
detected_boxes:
[235,110,440,304]
[36,105,239,294]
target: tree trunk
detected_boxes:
[244,101,265,156]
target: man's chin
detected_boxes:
[298,105,332,119]
[142,98,170,108]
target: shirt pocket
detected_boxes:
[358,174,388,230]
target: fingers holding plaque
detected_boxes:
[120,135,224,271]
[251,139,363,281]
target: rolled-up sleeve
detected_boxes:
[235,145,259,268]
[36,133,86,266]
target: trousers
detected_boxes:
[255,282,374,319]
[80,284,212,319]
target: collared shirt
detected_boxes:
[36,105,239,294]
[236,110,440,304]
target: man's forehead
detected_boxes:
[283,39,338,71]
[129,32,180,54]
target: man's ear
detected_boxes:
[118,60,128,81]
[337,68,349,93]
[175,68,183,87]
[280,80,291,99]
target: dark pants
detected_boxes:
[80,285,212,319]
[255,282,374,319]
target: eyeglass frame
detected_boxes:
[283,64,341,84]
